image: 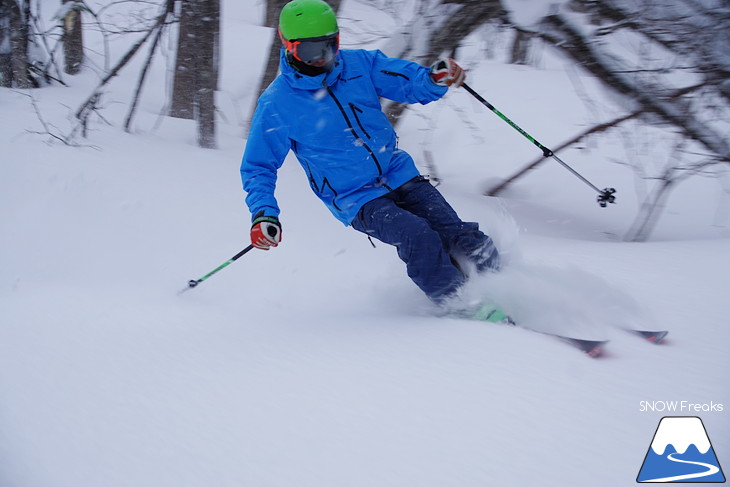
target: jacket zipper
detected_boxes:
[325,84,386,179]
[349,103,371,139]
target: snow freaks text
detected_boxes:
[639,401,724,413]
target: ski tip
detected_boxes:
[632,330,669,344]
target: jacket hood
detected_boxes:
[278,47,343,90]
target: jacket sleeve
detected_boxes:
[240,95,291,222]
[367,50,448,104]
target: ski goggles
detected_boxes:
[281,33,339,64]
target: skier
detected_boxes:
[241,0,500,307]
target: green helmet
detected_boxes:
[279,0,338,41]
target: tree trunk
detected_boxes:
[194,0,217,148]
[170,0,195,119]
[62,0,83,74]
[509,28,531,65]
[0,0,11,86]
[0,0,31,87]
[15,0,30,86]
[170,0,219,148]
[257,0,288,98]
[624,177,675,242]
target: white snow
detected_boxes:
[651,417,712,455]
[1,1,728,487]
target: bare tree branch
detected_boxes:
[486,110,643,196]
[536,13,730,161]
[74,0,174,137]
[384,0,506,125]
[123,16,168,131]
[487,81,716,196]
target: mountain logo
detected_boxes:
[637,416,726,483]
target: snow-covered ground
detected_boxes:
[1,1,728,486]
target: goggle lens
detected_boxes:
[288,34,339,64]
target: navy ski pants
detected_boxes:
[351,176,499,302]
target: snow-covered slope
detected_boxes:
[1,1,728,486]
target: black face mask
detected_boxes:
[286,52,335,77]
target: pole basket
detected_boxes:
[597,188,616,208]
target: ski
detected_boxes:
[629,329,669,344]
[553,335,608,357]
[467,303,609,358]
[459,304,668,356]
[521,327,609,358]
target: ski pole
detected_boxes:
[179,244,255,293]
[461,82,616,207]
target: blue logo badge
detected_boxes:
[637,416,725,483]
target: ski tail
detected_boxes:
[631,330,668,344]
[555,336,608,357]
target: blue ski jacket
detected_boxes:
[240,48,447,225]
